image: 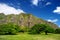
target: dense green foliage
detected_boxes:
[28,24,46,34]
[45,26,55,33]
[55,28,60,34]
[0,23,20,35]
[29,24,55,34]
[0,23,56,35]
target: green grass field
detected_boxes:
[0,33,60,40]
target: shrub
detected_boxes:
[55,28,60,34]
[0,23,20,35]
[28,24,55,34]
[28,24,46,34]
[45,27,55,33]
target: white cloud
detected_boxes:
[0,3,25,15]
[47,19,58,23]
[32,0,39,6]
[32,0,51,6]
[53,7,60,14]
[46,2,51,5]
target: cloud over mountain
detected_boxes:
[47,19,58,23]
[0,3,25,15]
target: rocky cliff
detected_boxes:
[0,13,58,29]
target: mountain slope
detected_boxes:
[0,13,58,29]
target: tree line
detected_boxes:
[0,23,60,35]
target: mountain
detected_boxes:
[0,13,58,29]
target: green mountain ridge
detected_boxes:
[0,13,58,29]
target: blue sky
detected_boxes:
[0,0,60,27]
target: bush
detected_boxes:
[28,24,55,34]
[19,26,29,33]
[0,23,20,35]
[28,24,46,34]
[55,28,60,34]
[45,27,55,33]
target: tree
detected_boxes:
[28,24,46,34]
[28,24,55,35]
[44,24,55,35]
[45,27,55,33]
[0,23,20,35]
[55,28,60,34]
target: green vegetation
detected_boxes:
[28,24,55,34]
[0,33,60,40]
[0,13,59,40]
[0,23,20,35]
[29,24,46,34]
[55,28,60,34]
[0,23,59,35]
[0,13,5,19]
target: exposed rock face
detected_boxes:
[0,13,58,29]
